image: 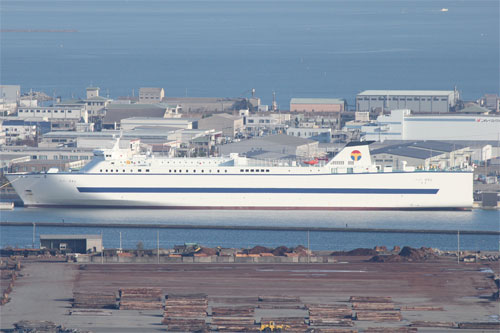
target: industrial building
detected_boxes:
[120,117,197,130]
[17,106,88,123]
[40,234,102,253]
[220,134,319,159]
[139,87,165,104]
[102,104,174,129]
[290,98,346,113]
[165,97,258,113]
[360,109,500,141]
[286,127,332,143]
[356,90,459,113]
[370,141,472,170]
[198,113,243,138]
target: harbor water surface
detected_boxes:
[1,208,498,251]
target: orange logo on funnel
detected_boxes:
[350,150,362,161]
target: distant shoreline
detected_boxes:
[1,29,78,33]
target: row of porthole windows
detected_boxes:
[99,169,150,173]
[98,169,230,173]
[240,169,270,173]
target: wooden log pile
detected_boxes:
[69,309,112,316]
[409,321,455,328]
[349,296,392,303]
[352,302,395,311]
[364,328,417,333]
[119,287,163,310]
[401,305,443,311]
[355,311,402,322]
[307,329,358,333]
[211,306,255,331]
[260,317,308,332]
[73,291,117,309]
[307,304,353,327]
[458,322,500,329]
[258,295,300,303]
[162,293,208,332]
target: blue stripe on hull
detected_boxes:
[77,187,439,194]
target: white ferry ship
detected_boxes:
[6,141,473,210]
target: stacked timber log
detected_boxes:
[261,317,308,332]
[458,322,500,329]
[211,306,255,332]
[162,293,208,332]
[258,295,300,303]
[410,321,455,328]
[307,304,353,327]
[401,305,443,311]
[119,288,163,310]
[352,302,395,311]
[355,311,402,322]
[305,329,357,333]
[73,291,117,309]
[364,328,417,333]
[349,296,392,303]
[350,296,401,322]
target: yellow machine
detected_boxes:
[259,321,290,332]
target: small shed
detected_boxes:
[40,234,102,254]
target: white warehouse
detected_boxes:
[361,109,500,141]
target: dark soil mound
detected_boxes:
[331,248,379,256]
[272,246,290,256]
[248,246,272,254]
[368,254,404,262]
[399,246,437,261]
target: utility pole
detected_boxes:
[101,231,104,264]
[457,230,460,264]
[157,230,160,264]
[119,232,122,251]
[307,230,310,264]
[32,223,36,248]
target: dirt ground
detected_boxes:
[1,256,499,332]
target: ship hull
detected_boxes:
[6,171,473,210]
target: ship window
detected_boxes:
[138,169,142,172]
[266,169,270,172]
[193,170,196,173]
[169,170,171,173]
[116,169,118,172]
[240,169,244,172]
[186,170,188,173]
[250,169,254,172]
[146,169,150,172]
[174,170,176,173]
[245,169,249,172]
[201,170,204,173]
[256,169,259,172]
[123,170,125,172]
[105,169,108,172]
[225,170,227,173]
[217,170,220,173]
[261,169,265,172]
[100,169,102,172]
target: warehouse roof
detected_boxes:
[40,235,102,240]
[258,134,315,146]
[410,141,466,153]
[358,90,454,96]
[371,146,443,159]
[290,98,345,104]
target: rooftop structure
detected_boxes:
[290,98,346,113]
[356,90,458,113]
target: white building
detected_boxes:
[361,109,500,141]
[120,117,196,130]
[17,106,88,123]
[198,113,244,138]
[139,87,165,104]
[286,127,332,143]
